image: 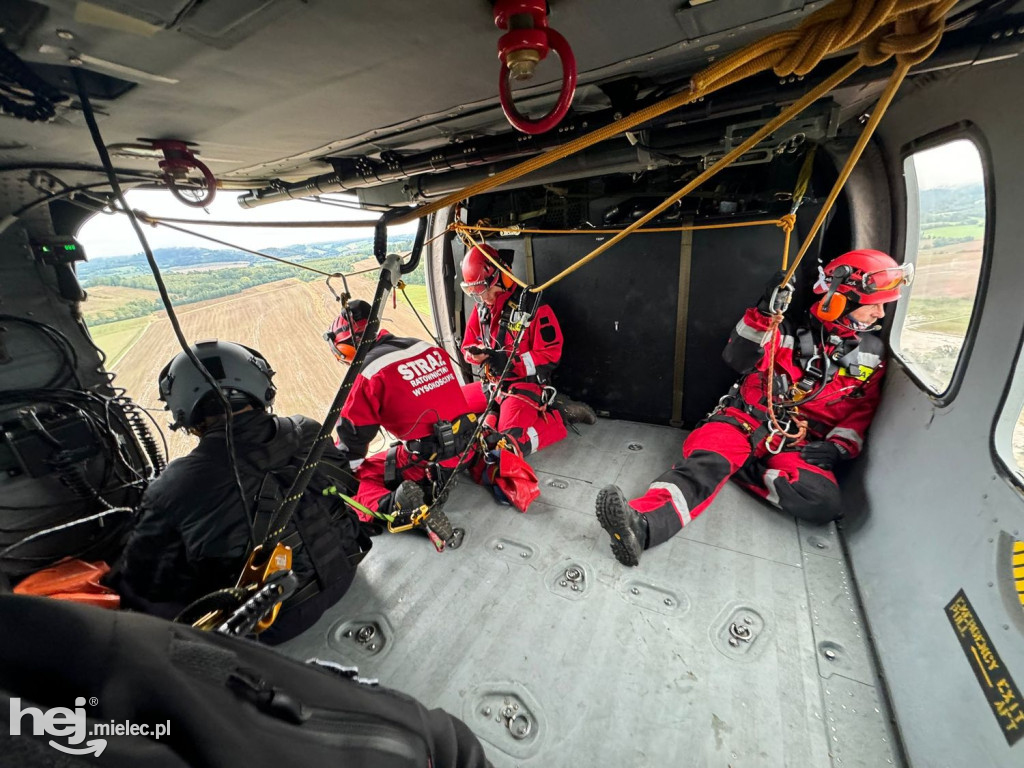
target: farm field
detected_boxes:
[83,285,160,315]
[89,315,152,366]
[93,269,438,460]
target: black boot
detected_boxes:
[595,485,649,567]
[424,506,455,548]
[554,395,597,425]
[389,480,426,527]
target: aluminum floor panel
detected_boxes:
[281,420,901,767]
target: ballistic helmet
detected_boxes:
[157,340,276,430]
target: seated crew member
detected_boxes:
[459,243,595,458]
[326,300,470,538]
[0,595,493,767]
[596,249,914,566]
[113,340,367,643]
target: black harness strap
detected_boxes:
[383,443,402,491]
[707,410,772,449]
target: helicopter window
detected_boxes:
[892,137,987,396]
[75,190,428,460]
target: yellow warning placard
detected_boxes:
[945,589,1024,745]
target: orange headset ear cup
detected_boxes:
[336,342,357,363]
[499,271,515,290]
[813,293,847,322]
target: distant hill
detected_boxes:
[79,234,420,325]
[919,182,985,220]
[78,236,413,284]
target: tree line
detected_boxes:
[83,240,425,326]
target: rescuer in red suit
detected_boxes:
[459,243,595,458]
[596,249,915,566]
[326,300,472,535]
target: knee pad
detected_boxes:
[774,470,842,524]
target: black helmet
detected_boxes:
[158,340,276,430]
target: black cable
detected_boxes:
[399,285,465,369]
[71,70,255,544]
[0,37,68,122]
[299,195,392,213]
[0,315,81,388]
[422,288,542,512]
[0,179,164,237]
[74,319,107,366]
[129,212,387,280]
[0,388,151,491]
[0,162,165,177]
[0,508,133,561]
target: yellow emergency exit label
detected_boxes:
[945,589,1024,745]
[1013,539,1024,608]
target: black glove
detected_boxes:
[799,441,847,471]
[756,270,795,316]
[483,348,511,371]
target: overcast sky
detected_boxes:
[78,189,417,259]
[910,138,984,189]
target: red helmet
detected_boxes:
[814,249,914,312]
[460,244,514,297]
[324,299,371,363]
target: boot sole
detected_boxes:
[595,489,641,567]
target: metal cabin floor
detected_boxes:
[281,420,902,768]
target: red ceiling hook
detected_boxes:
[144,138,217,208]
[494,0,577,135]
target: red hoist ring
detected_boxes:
[144,138,217,208]
[494,0,577,135]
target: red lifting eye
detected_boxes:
[142,138,218,208]
[493,0,577,135]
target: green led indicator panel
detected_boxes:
[31,237,85,262]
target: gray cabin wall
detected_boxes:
[847,54,1024,766]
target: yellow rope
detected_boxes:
[388,0,951,230]
[454,219,789,236]
[780,0,955,286]
[529,58,862,292]
[457,226,530,289]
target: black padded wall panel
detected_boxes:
[533,232,681,423]
[682,205,824,424]
[458,206,826,427]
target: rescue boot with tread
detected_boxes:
[596,484,647,567]
[390,480,426,527]
[554,395,597,425]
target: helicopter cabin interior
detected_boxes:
[2,1,1024,766]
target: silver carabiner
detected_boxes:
[541,386,558,407]
[765,417,790,455]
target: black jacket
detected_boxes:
[0,595,492,768]
[115,411,362,642]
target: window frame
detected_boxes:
[992,325,1024,498]
[889,122,994,405]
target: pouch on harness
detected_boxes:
[252,460,370,614]
[383,413,480,491]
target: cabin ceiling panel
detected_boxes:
[1,1,842,183]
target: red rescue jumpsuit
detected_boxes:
[461,288,567,456]
[335,332,471,520]
[629,305,886,547]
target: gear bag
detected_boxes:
[0,595,491,767]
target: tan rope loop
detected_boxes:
[388,0,952,229]
[775,214,797,234]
